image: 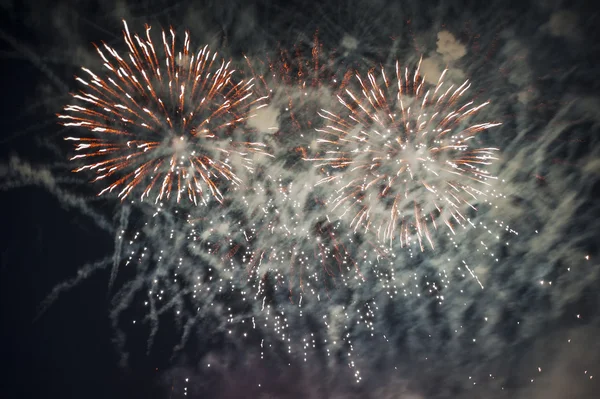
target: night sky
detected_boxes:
[2,1,600,398]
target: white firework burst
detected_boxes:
[306,58,503,251]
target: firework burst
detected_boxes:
[58,20,270,205]
[306,58,502,251]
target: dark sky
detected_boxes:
[2,1,600,398]
[1,7,167,398]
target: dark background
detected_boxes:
[0,9,165,397]
[2,0,600,398]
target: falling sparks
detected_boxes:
[59,20,270,205]
[240,177,367,303]
[305,58,502,250]
[115,204,380,382]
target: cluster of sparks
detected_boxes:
[116,204,379,382]
[58,21,270,205]
[58,21,535,392]
[306,58,502,251]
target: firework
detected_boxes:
[58,20,270,205]
[241,31,354,169]
[305,58,502,251]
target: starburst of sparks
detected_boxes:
[58,20,270,205]
[305,58,502,251]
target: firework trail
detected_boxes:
[58,20,271,205]
[305,58,503,251]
